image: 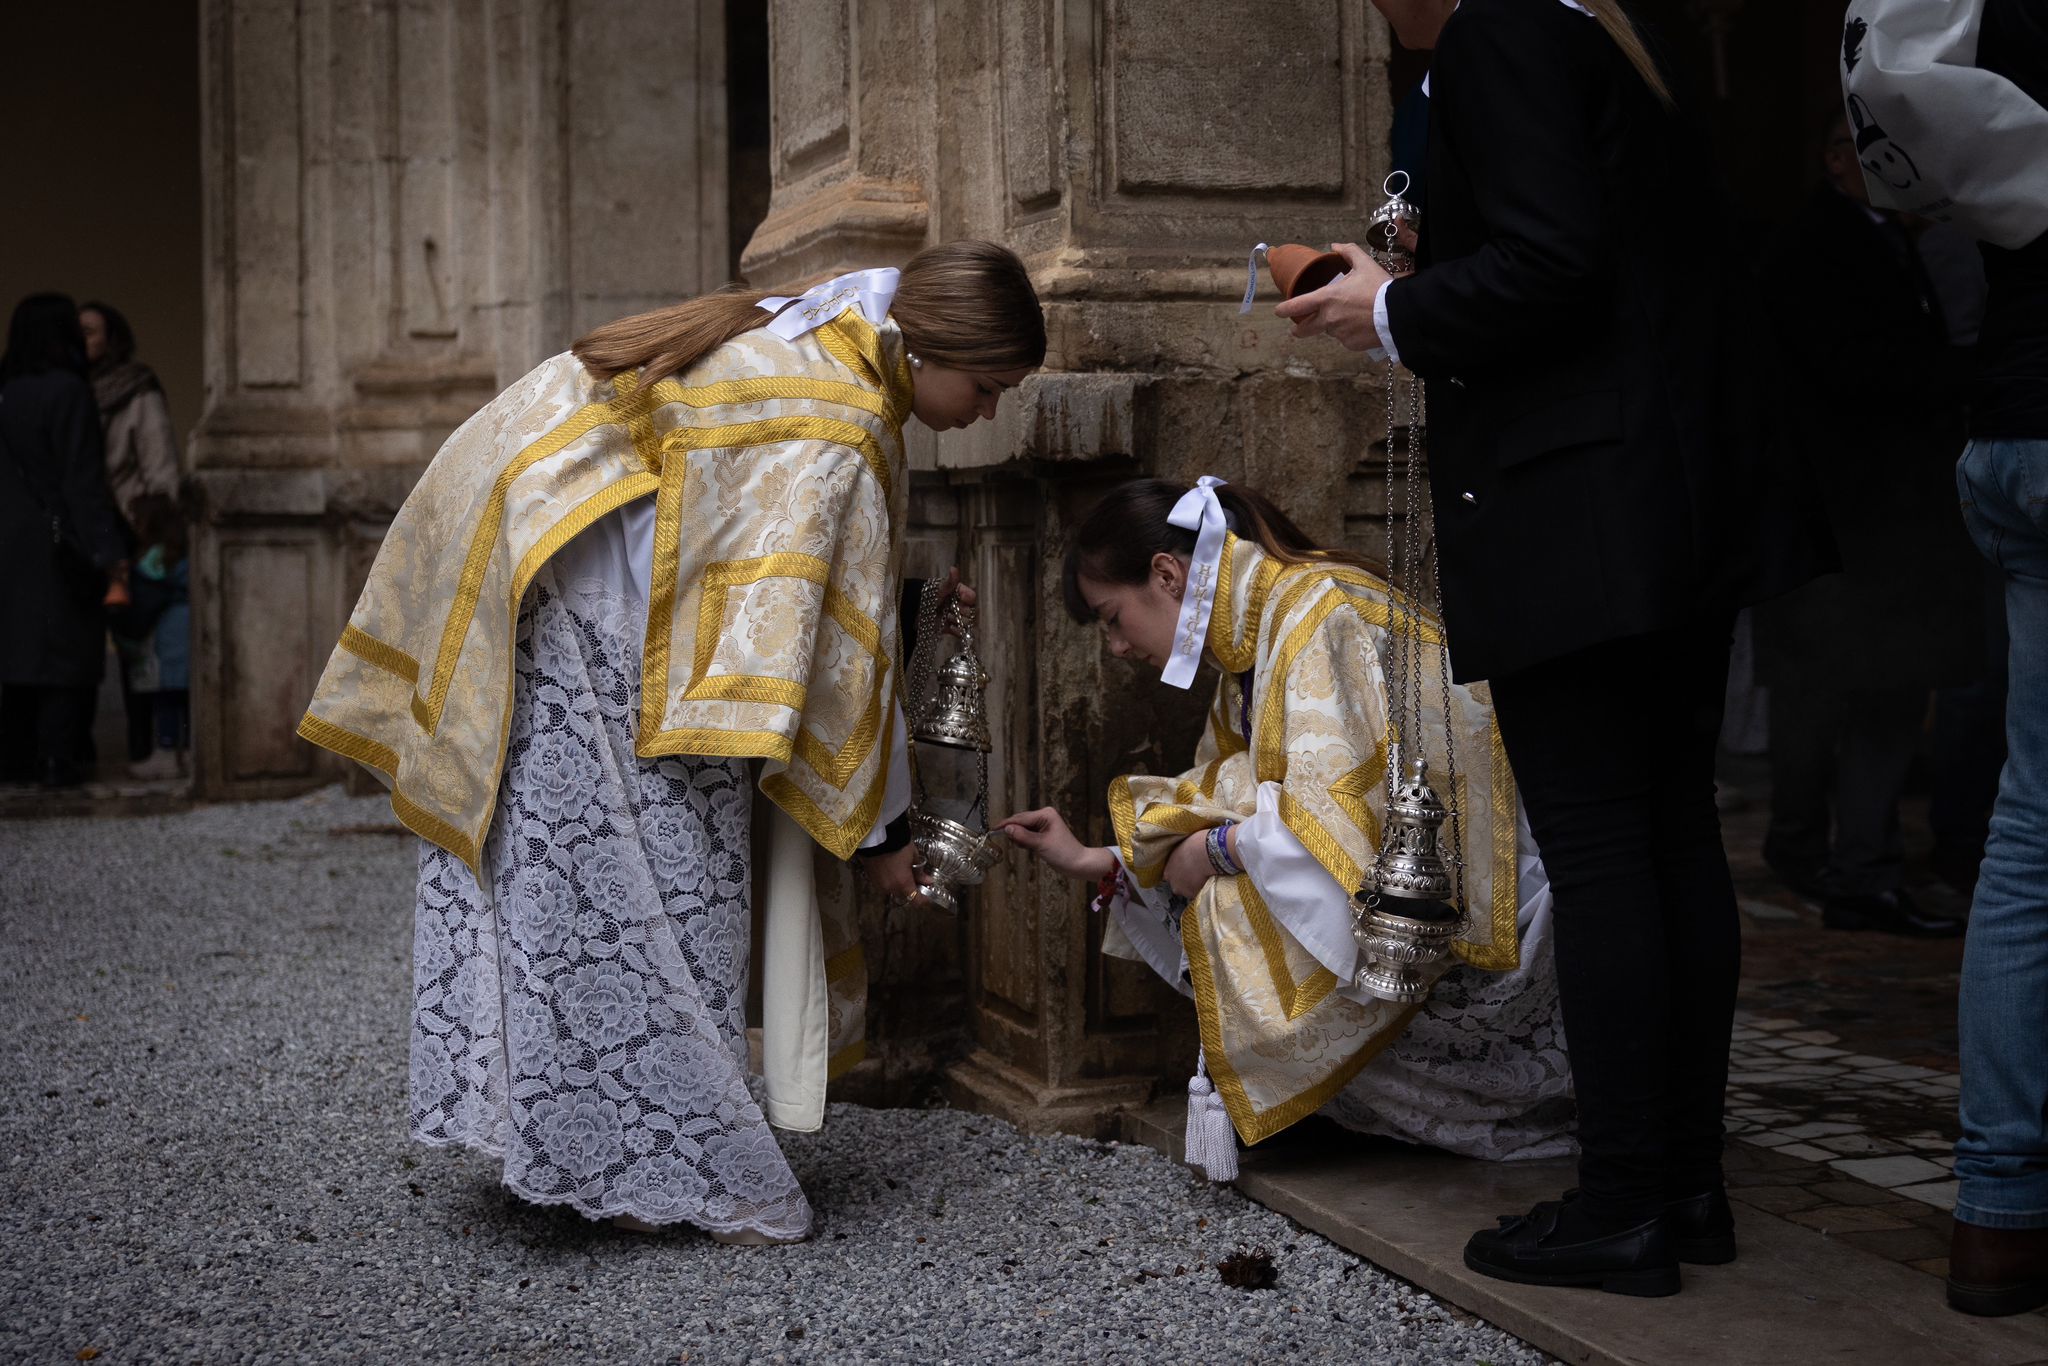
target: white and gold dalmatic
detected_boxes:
[1105,535,1527,1148]
[300,305,914,1129]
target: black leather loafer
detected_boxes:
[1666,1186,1737,1265]
[1464,1199,1681,1297]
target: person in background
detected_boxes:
[1914,224,2008,896]
[1752,112,1981,938]
[1940,0,2048,1321]
[80,299,180,766]
[109,493,190,781]
[1275,0,1831,1296]
[0,294,128,788]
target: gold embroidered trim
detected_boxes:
[759,698,896,860]
[642,726,796,763]
[1206,537,1286,674]
[827,1039,869,1082]
[659,414,894,504]
[682,552,889,790]
[1277,789,1364,897]
[1108,776,1140,875]
[339,626,420,685]
[1239,879,1340,1022]
[414,369,896,739]
[295,712,482,870]
[826,944,866,985]
[1452,721,1523,972]
[645,373,893,423]
[1179,890,1422,1145]
[637,459,692,745]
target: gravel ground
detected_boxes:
[0,789,1550,1365]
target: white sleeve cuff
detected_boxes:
[1236,782,1360,983]
[1370,280,1400,366]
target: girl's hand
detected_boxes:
[995,808,1116,881]
[1165,830,1220,899]
[863,841,928,907]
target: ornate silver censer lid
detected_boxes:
[1365,170,1422,271]
[913,607,992,753]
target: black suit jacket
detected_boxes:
[1384,0,1830,682]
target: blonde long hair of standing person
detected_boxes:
[1580,0,1676,110]
[572,239,1046,385]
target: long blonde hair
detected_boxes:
[1580,0,1675,110]
[572,239,1046,383]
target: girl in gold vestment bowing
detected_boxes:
[1002,479,1573,1168]
[300,243,1042,1241]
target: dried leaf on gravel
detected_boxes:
[1218,1246,1278,1290]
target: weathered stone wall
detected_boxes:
[190,0,728,796]
[744,0,1409,1133]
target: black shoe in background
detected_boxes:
[38,757,85,789]
[1824,888,1965,938]
[1765,857,1833,902]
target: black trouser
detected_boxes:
[1765,676,1926,897]
[1488,619,1739,1227]
[0,683,96,784]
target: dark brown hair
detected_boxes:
[1062,479,1381,623]
[571,239,1046,384]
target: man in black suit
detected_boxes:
[1279,0,1829,1296]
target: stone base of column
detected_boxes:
[944,1048,1158,1141]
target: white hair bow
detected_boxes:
[757,267,901,340]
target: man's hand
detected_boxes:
[1273,243,1394,351]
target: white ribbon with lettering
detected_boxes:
[1238,243,1269,315]
[757,267,902,340]
[1161,476,1230,691]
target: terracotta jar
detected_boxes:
[1264,243,1347,299]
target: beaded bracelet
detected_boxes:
[1205,822,1242,878]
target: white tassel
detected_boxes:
[1184,1050,1240,1182]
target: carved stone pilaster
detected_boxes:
[191,0,729,797]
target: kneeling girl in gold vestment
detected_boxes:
[1002,479,1574,1170]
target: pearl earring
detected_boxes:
[908,352,923,369]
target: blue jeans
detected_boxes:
[1955,437,2048,1229]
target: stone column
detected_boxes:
[745,0,1404,1135]
[190,0,728,797]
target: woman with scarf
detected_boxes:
[300,241,1044,1242]
[81,302,184,770]
[80,301,178,524]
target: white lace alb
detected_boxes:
[410,559,811,1237]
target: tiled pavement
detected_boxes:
[1715,758,1981,1285]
